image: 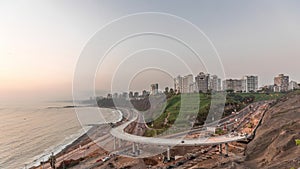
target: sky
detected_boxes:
[0,0,300,103]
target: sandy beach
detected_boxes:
[30,108,126,169]
[29,125,102,168]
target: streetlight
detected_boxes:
[41,159,44,169]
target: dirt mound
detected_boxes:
[143,158,158,165]
[244,92,300,169]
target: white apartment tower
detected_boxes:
[174,76,183,93]
[210,75,222,91]
[150,83,159,95]
[243,76,258,92]
[182,74,194,93]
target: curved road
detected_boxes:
[110,109,248,147]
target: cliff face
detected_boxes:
[244,92,300,169]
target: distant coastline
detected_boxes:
[46,104,97,109]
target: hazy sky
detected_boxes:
[1,0,300,102]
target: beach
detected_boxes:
[0,103,122,169]
[30,124,110,169]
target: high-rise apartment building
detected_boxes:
[182,74,193,93]
[174,75,183,93]
[174,74,194,93]
[274,74,289,92]
[150,83,159,95]
[189,82,198,93]
[210,75,222,91]
[243,76,258,92]
[289,81,299,91]
[223,79,244,92]
[195,72,210,93]
[134,92,139,98]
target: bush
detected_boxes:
[144,129,156,137]
[295,139,300,146]
[57,158,82,169]
[247,123,253,128]
[215,128,224,135]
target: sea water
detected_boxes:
[0,102,121,169]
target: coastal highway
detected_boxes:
[36,102,268,169]
[110,109,249,147]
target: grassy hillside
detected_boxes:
[144,92,283,137]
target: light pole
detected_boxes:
[42,160,44,169]
[62,153,66,169]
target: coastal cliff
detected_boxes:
[243,92,300,169]
[214,92,300,169]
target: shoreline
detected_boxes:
[29,107,123,169]
[27,127,88,168]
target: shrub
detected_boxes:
[144,129,156,137]
[215,128,224,135]
[295,139,300,146]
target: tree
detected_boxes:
[129,91,133,98]
[164,87,169,95]
[169,88,175,98]
[226,89,234,93]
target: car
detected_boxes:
[166,165,175,169]
[109,153,116,157]
[102,156,110,162]
[175,161,184,166]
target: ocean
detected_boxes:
[0,102,121,169]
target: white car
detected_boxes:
[102,156,110,162]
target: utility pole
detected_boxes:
[49,152,56,169]
[167,146,171,161]
[62,153,66,169]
